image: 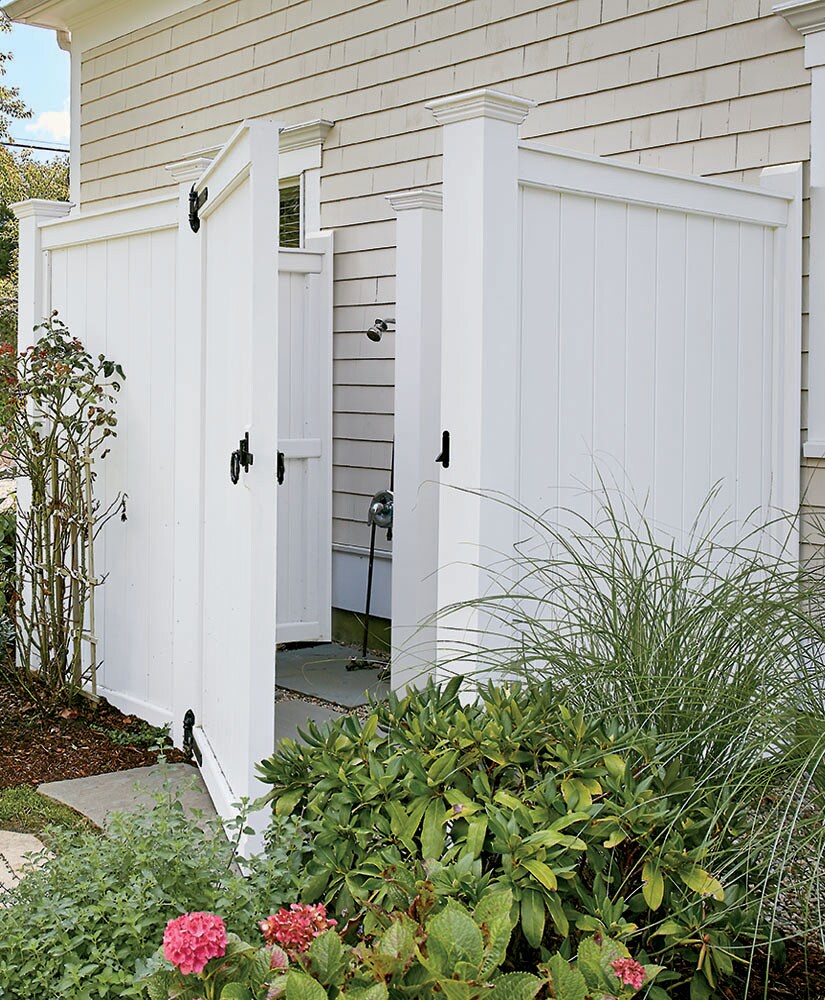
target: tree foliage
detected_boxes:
[0,16,70,345]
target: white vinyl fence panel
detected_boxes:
[391,90,802,682]
[516,149,796,540]
[42,201,179,723]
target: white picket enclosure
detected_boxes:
[390,90,802,682]
[14,122,334,823]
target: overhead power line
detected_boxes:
[2,139,69,154]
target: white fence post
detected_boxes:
[12,199,72,347]
[388,189,443,692]
[425,90,533,672]
[165,157,212,745]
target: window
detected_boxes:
[280,178,301,248]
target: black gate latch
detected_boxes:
[189,185,208,233]
[436,430,450,469]
[230,432,254,485]
[182,709,202,766]
[277,451,286,486]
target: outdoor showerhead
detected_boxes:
[366,317,395,342]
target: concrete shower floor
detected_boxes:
[274,642,390,744]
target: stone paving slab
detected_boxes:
[0,831,47,891]
[277,643,390,707]
[275,696,343,744]
[38,763,217,829]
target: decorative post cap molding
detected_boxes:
[165,156,215,184]
[426,89,535,126]
[774,0,825,32]
[10,199,73,221]
[280,119,334,154]
[387,189,443,213]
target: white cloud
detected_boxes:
[25,100,71,143]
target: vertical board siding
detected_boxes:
[75,0,812,562]
[517,182,786,547]
[48,230,177,718]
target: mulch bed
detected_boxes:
[0,674,191,789]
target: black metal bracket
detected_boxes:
[182,709,202,766]
[189,185,208,233]
[436,430,450,469]
[230,432,254,485]
[277,451,286,486]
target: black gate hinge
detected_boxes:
[277,451,286,486]
[189,185,208,233]
[182,709,203,766]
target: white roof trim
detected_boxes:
[2,0,127,31]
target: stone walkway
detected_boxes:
[0,831,46,892]
[38,763,216,829]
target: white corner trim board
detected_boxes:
[776,2,825,458]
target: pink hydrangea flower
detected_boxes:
[611,957,647,991]
[259,903,337,953]
[163,912,227,976]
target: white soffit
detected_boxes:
[3,0,204,48]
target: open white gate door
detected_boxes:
[192,120,280,820]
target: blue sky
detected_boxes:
[4,23,70,147]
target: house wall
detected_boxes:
[74,0,819,571]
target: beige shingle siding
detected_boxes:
[79,0,813,556]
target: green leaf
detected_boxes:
[521,859,558,892]
[220,986,252,1000]
[275,788,304,816]
[642,861,665,910]
[379,919,415,962]
[575,936,604,990]
[602,753,626,779]
[440,981,473,1000]
[286,971,329,1000]
[546,893,570,938]
[547,953,588,1000]
[462,816,488,859]
[680,867,725,902]
[421,798,445,859]
[346,986,388,1000]
[690,971,713,1000]
[307,929,345,985]
[428,902,484,967]
[520,890,545,949]
[486,972,543,1000]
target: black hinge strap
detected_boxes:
[189,185,208,233]
[182,709,203,767]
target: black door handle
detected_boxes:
[277,451,285,486]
